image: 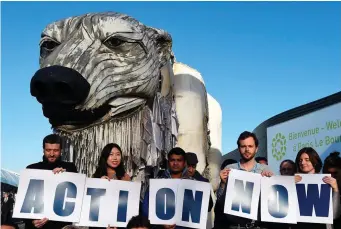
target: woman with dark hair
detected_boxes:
[93,143,130,181]
[295,147,324,174]
[90,143,130,229]
[323,151,341,229]
[293,147,340,229]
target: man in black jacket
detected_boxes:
[25,134,78,229]
[1,192,15,224]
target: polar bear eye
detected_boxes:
[40,37,60,58]
[104,37,125,49]
[41,39,59,51]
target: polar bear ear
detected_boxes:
[152,28,173,66]
[146,27,173,96]
[160,61,174,97]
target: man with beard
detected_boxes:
[214,131,273,229]
[141,147,194,229]
[25,134,78,229]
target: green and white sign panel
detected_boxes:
[267,102,341,173]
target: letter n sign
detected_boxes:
[224,169,261,220]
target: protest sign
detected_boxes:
[149,179,211,229]
[261,176,298,224]
[13,169,86,222]
[295,174,333,224]
[76,178,141,227]
[224,169,261,220]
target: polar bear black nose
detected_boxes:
[30,66,90,105]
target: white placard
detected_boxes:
[176,179,211,229]
[148,179,211,229]
[149,179,180,225]
[295,174,333,224]
[76,178,141,227]
[13,169,86,222]
[261,176,298,224]
[224,169,261,220]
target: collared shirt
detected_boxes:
[230,161,270,174]
[216,162,271,200]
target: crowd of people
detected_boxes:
[1,131,340,229]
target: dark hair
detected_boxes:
[92,143,126,180]
[323,151,341,173]
[221,159,237,170]
[126,215,151,229]
[280,159,295,169]
[167,147,186,160]
[255,157,267,163]
[43,134,62,149]
[295,147,322,173]
[237,131,259,147]
[280,159,296,173]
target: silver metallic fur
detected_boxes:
[38,12,177,181]
[40,12,172,111]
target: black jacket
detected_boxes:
[1,196,15,224]
[26,157,78,172]
[192,171,214,212]
[24,156,78,229]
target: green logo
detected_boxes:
[272,133,287,161]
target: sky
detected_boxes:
[1,1,341,173]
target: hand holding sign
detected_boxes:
[260,170,273,177]
[52,167,66,174]
[294,175,302,183]
[101,176,111,181]
[32,218,49,228]
[322,176,339,191]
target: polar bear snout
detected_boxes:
[30,65,90,106]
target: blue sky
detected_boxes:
[1,1,340,173]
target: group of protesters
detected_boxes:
[1,131,340,229]
[214,131,341,229]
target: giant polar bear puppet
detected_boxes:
[30,12,222,192]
